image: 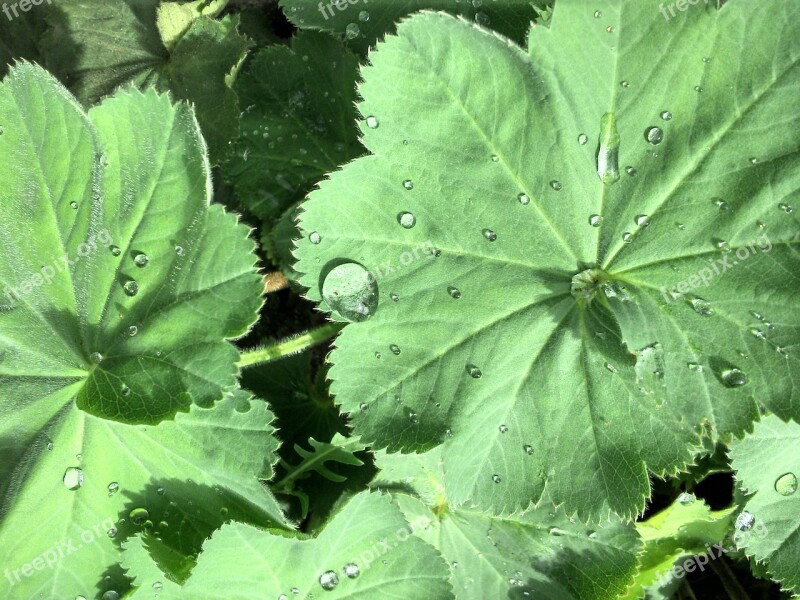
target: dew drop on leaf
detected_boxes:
[594,9,602,18]
[517,192,530,205]
[775,473,798,496]
[130,508,150,525]
[677,492,695,505]
[589,214,603,227]
[63,467,84,490]
[358,10,369,22]
[499,424,508,433]
[635,214,650,227]
[70,201,78,209]
[90,352,103,364]
[622,232,633,243]
[107,482,119,496]
[343,563,360,579]
[492,474,502,483]
[447,286,461,299]
[620,80,629,88]
[309,231,321,244]
[597,113,620,185]
[397,212,416,229]
[389,293,399,302]
[694,85,703,92]
[779,203,793,214]
[735,511,755,531]
[402,179,413,190]
[523,444,534,455]
[625,166,637,176]
[390,344,401,355]
[133,253,148,267]
[578,133,588,145]
[321,262,379,323]
[128,325,138,336]
[720,367,747,388]
[660,111,673,121]
[688,297,714,316]
[102,592,120,600]
[123,280,139,297]
[482,228,497,241]
[365,116,379,129]
[645,126,664,145]
[109,245,121,256]
[345,23,360,39]
[549,180,562,191]
[466,364,482,379]
[319,570,339,590]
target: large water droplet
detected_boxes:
[775,473,798,496]
[134,253,149,267]
[130,507,150,526]
[635,342,666,396]
[90,352,104,364]
[63,467,84,490]
[719,366,747,388]
[319,570,339,590]
[321,262,379,323]
[309,231,321,244]
[645,126,664,145]
[735,511,755,531]
[398,212,416,229]
[678,492,695,505]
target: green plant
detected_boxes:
[0,1,798,598]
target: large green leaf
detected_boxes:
[729,415,800,595]
[225,31,364,224]
[0,63,275,595]
[280,0,550,53]
[293,2,800,520]
[41,0,252,162]
[372,447,640,599]
[122,491,454,598]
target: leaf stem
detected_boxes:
[263,271,290,293]
[238,323,345,369]
[709,558,750,600]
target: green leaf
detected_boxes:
[41,0,252,162]
[0,386,286,598]
[279,0,550,53]
[293,3,800,520]
[372,447,641,599]
[624,495,735,599]
[278,434,367,486]
[729,415,800,595]
[224,31,364,224]
[122,491,454,598]
[157,0,230,51]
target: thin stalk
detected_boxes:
[238,323,345,368]
[709,558,750,600]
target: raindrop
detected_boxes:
[121,384,131,397]
[365,116,379,129]
[688,297,714,316]
[398,212,416,229]
[319,570,339,590]
[635,214,650,227]
[102,592,120,600]
[620,80,629,88]
[375,352,382,359]
[309,231,321,244]
[130,508,150,526]
[70,201,78,210]
[749,157,759,165]
[466,364,482,379]
[589,214,603,227]
[128,325,138,336]
[660,111,673,121]
[720,368,747,388]
[321,262,379,323]
[408,411,418,423]
[597,112,620,185]
[775,473,798,496]
[123,280,139,297]
[482,228,497,241]
[343,563,360,579]
[152,582,163,592]
[676,223,686,230]
[402,179,413,190]
[389,293,399,302]
[499,424,508,433]
[358,10,369,22]
[605,362,618,373]
[714,239,730,252]
[678,492,695,505]
[735,511,755,531]
[517,193,530,205]
[109,245,121,256]
[389,344,401,355]
[447,286,461,299]
[359,402,368,412]
[578,133,588,145]
[645,126,664,145]
[90,352,103,364]
[694,85,703,92]
[345,23,360,39]
[490,155,499,162]
[779,203,793,214]
[549,180,562,191]
[107,482,120,496]
[175,245,185,256]
[713,198,729,211]
[594,9,602,18]
[687,362,704,373]
[622,232,633,243]
[523,445,534,455]
[625,166,637,176]
[133,253,148,268]
[107,528,118,539]
[606,25,614,33]
[63,467,84,490]
[492,474,502,483]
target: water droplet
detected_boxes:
[90,352,103,364]
[678,492,695,505]
[712,198,729,211]
[175,245,185,256]
[645,126,664,145]
[490,154,499,162]
[358,10,369,22]
[687,362,704,372]
[398,212,416,229]
[345,23,360,39]
[46,442,54,451]
[749,157,759,165]
[676,222,686,230]
[589,214,603,227]
[475,11,490,25]
[517,192,530,205]
[594,9,602,18]
[492,474,502,483]
[107,482,119,496]
[735,511,755,531]
[109,245,121,256]
[359,402,368,412]
[128,325,138,336]
[775,473,798,496]
[375,352,382,359]
[107,528,118,539]
[523,444,534,455]
[482,228,497,241]
[343,563,360,579]
[309,231,321,244]
[152,582,163,592]
[102,592,120,600]
[121,384,131,397]
[447,286,461,299]
[156,486,166,495]
[688,297,714,316]
[714,239,730,252]
[620,80,629,88]
[389,293,399,302]
[319,570,339,590]
[389,344,401,355]
[605,362,618,373]
[63,467,84,490]
[123,280,139,297]
[130,508,150,525]
[660,111,673,121]
[70,201,78,209]
[606,25,614,33]
[622,232,633,243]
[408,411,418,423]
[321,262,379,323]
[720,368,747,388]
[499,424,508,433]
[578,133,588,145]
[779,203,793,214]
[402,179,413,190]
[635,214,650,227]
[626,166,637,176]
[694,85,703,92]
[466,364,482,379]
[549,180,562,191]
[365,116,379,129]
[133,253,149,268]
[597,112,620,185]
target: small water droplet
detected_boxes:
[402,179,413,190]
[645,126,664,145]
[735,511,755,531]
[688,297,714,316]
[123,280,139,297]
[375,352,382,359]
[359,402,368,412]
[660,111,673,121]
[779,203,793,214]
[492,474,502,483]
[589,214,603,227]
[447,286,461,299]
[343,563,360,579]
[549,180,562,191]
[482,228,497,241]
[606,25,614,33]
[102,592,120,600]
[121,384,131,397]
[309,231,321,244]
[109,245,121,256]
[749,157,759,165]
[712,197,729,211]
[775,473,798,496]
[130,508,150,525]
[345,23,360,39]
[694,85,703,93]
[625,166,637,176]
[620,80,629,87]
[720,368,747,387]
[319,570,339,590]
[678,492,696,505]
[676,222,686,230]
[389,344,401,355]
[594,9,602,18]
[523,444,534,455]
[175,245,185,256]
[622,232,633,243]
[365,116,379,129]
[714,239,730,252]
[107,528,118,539]
[107,482,119,496]
[63,467,84,490]
[152,582,163,592]
[605,362,618,373]
[635,214,650,227]
[133,253,149,267]
[70,201,78,209]
[389,293,399,302]
[517,192,530,205]
[90,352,103,364]
[499,424,508,433]
[398,212,416,229]
[687,362,704,372]
[128,325,138,336]
[358,10,369,22]
[466,364,482,379]
[578,133,588,145]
